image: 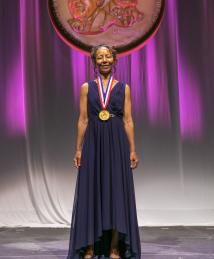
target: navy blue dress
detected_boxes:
[67,80,141,259]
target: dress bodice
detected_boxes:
[87,80,126,121]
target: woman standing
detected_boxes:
[67,45,141,259]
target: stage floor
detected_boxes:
[0,226,214,259]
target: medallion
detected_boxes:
[97,74,114,121]
[99,110,110,121]
[48,0,165,56]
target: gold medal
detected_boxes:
[96,74,114,121]
[99,109,110,121]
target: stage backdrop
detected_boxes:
[0,0,214,227]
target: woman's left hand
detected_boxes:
[130,151,139,169]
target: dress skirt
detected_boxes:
[67,81,141,259]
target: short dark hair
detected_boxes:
[90,44,117,67]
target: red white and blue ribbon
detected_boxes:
[97,75,114,109]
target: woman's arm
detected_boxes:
[74,83,88,168]
[123,83,136,152]
[123,84,139,169]
[75,82,88,151]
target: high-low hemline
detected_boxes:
[67,80,141,259]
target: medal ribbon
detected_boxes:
[97,75,114,109]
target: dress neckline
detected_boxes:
[94,80,120,94]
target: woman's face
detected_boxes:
[95,47,115,75]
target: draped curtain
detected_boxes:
[0,0,214,227]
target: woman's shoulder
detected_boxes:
[80,81,97,95]
[81,80,96,87]
[83,80,97,87]
[115,80,130,89]
[80,82,89,96]
[80,82,89,89]
[116,82,131,96]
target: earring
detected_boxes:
[94,66,100,78]
[112,65,117,75]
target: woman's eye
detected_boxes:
[96,55,112,60]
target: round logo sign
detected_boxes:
[48,0,165,56]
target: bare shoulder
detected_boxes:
[80,82,89,94]
[81,82,88,89]
[124,83,131,95]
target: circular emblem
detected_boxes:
[48,0,165,56]
[99,110,110,121]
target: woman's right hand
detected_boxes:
[73,150,82,169]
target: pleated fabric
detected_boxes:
[67,80,141,259]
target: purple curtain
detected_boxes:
[0,0,214,227]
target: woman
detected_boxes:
[67,44,141,259]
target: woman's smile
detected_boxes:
[101,65,110,68]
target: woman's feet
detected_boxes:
[110,229,120,258]
[110,248,120,258]
[84,245,94,259]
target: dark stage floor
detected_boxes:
[0,226,214,259]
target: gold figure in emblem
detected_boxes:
[67,0,144,34]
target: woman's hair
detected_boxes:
[90,44,117,67]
